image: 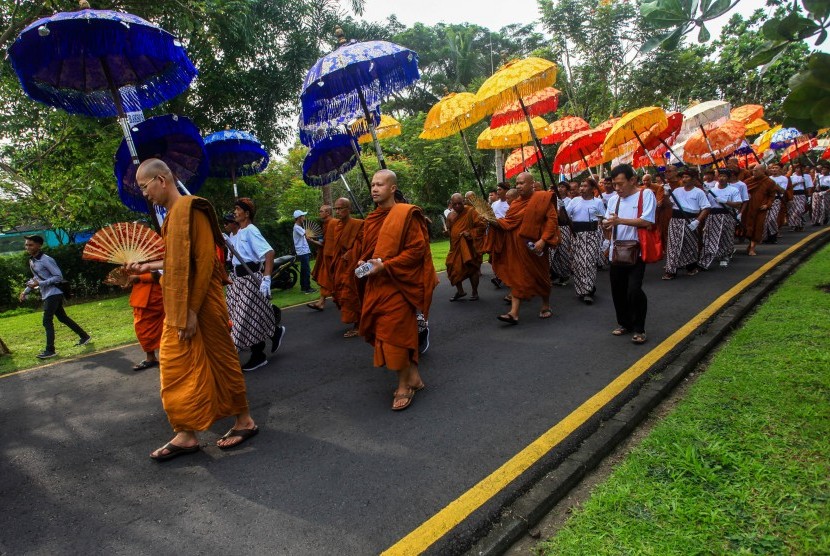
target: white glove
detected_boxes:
[601,239,611,251]
[663,184,671,193]
[259,276,271,298]
[687,220,699,232]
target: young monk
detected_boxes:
[445,193,487,302]
[330,197,364,338]
[129,158,257,461]
[307,205,335,311]
[356,170,438,411]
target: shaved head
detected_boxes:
[135,158,178,208]
[374,169,397,186]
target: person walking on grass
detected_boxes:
[19,235,90,359]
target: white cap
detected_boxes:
[293,210,307,219]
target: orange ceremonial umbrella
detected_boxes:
[560,148,604,176]
[491,87,560,128]
[684,119,746,165]
[594,116,620,134]
[730,104,764,125]
[541,116,590,144]
[602,107,668,164]
[504,146,542,179]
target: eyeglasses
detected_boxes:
[138,175,159,192]
[333,206,349,210]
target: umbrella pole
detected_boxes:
[515,86,557,194]
[699,125,721,168]
[538,158,548,189]
[458,128,487,197]
[657,138,685,167]
[102,60,160,231]
[339,174,365,218]
[357,89,386,169]
[348,133,373,192]
[633,130,658,167]
[231,166,238,199]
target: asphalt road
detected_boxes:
[0,228,821,555]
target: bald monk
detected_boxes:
[330,197,364,338]
[446,193,487,302]
[742,165,780,256]
[125,271,164,371]
[129,158,257,461]
[307,204,335,311]
[356,170,438,411]
[493,171,560,324]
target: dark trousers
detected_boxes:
[42,294,87,351]
[609,259,648,334]
[298,253,311,291]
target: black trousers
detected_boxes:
[42,294,87,351]
[609,259,648,334]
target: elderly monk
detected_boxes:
[129,158,257,461]
[307,205,334,311]
[330,197,364,338]
[494,172,560,324]
[126,271,164,371]
[446,193,487,302]
[356,170,438,411]
[742,165,780,256]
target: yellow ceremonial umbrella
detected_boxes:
[352,114,401,144]
[754,124,782,153]
[476,116,551,149]
[475,57,559,189]
[601,106,668,164]
[744,118,770,136]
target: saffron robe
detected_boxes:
[742,175,779,243]
[358,204,438,371]
[311,218,337,295]
[159,196,248,432]
[129,273,164,352]
[331,217,364,324]
[496,190,560,300]
[445,206,487,287]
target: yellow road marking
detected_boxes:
[382,227,830,556]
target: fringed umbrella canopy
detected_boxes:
[504,146,542,179]
[744,118,770,136]
[302,134,359,187]
[780,137,818,163]
[677,100,731,144]
[474,57,558,115]
[490,87,560,128]
[476,116,551,149]
[602,106,668,161]
[299,110,379,147]
[683,120,746,165]
[420,92,487,139]
[553,128,606,172]
[730,104,764,125]
[769,127,803,150]
[594,116,621,134]
[541,116,590,145]
[114,114,208,213]
[204,129,269,178]
[9,9,197,118]
[754,124,782,152]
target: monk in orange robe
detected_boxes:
[330,197,364,337]
[446,193,487,301]
[126,271,164,370]
[129,158,257,461]
[308,205,334,310]
[493,171,560,324]
[356,170,438,411]
[742,165,779,256]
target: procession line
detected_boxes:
[382,226,830,556]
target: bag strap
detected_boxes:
[612,195,622,240]
[637,189,643,218]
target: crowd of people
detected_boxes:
[16,154,828,462]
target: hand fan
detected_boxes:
[83,222,165,264]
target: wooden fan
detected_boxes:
[468,194,498,224]
[304,220,323,240]
[83,222,165,265]
[103,267,132,287]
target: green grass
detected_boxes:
[0,239,450,375]
[537,244,830,555]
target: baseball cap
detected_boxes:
[293,210,307,219]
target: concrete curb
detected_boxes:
[466,231,830,556]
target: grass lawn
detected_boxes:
[537,244,830,555]
[0,238,450,375]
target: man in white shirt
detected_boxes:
[788,165,812,231]
[764,163,789,243]
[602,164,656,345]
[812,166,830,226]
[662,168,710,279]
[702,169,718,190]
[292,209,316,294]
[491,182,510,219]
[567,178,606,304]
[700,171,742,269]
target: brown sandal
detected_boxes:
[343,329,359,338]
[392,388,415,411]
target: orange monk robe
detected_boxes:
[445,206,487,287]
[496,190,560,300]
[311,218,337,295]
[644,184,672,247]
[742,175,779,243]
[129,272,164,352]
[357,204,438,371]
[331,217,364,324]
[160,196,248,432]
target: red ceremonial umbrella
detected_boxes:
[780,137,818,164]
[541,116,589,144]
[822,147,830,160]
[559,148,604,176]
[490,87,560,128]
[504,146,542,178]
[631,112,683,166]
[594,116,621,134]
[552,128,606,172]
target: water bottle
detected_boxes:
[355,260,375,279]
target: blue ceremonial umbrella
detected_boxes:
[114,114,208,213]
[300,30,419,168]
[204,129,269,198]
[770,127,802,150]
[302,135,365,216]
[298,110,380,148]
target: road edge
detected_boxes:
[466,229,830,556]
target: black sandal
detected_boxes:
[217,426,259,450]
[150,442,200,462]
[133,360,159,371]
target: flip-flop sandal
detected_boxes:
[503,295,512,303]
[150,442,200,462]
[217,426,259,450]
[306,303,324,311]
[133,360,159,371]
[611,326,629,336]
[343,329,360,338]
[661,273,675,280]
[469,295,479,301]
[538,309,553,319]
[392,388,415,411]
[497,314,519,325]
[631,333,647,344]
[449,292,467,302]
